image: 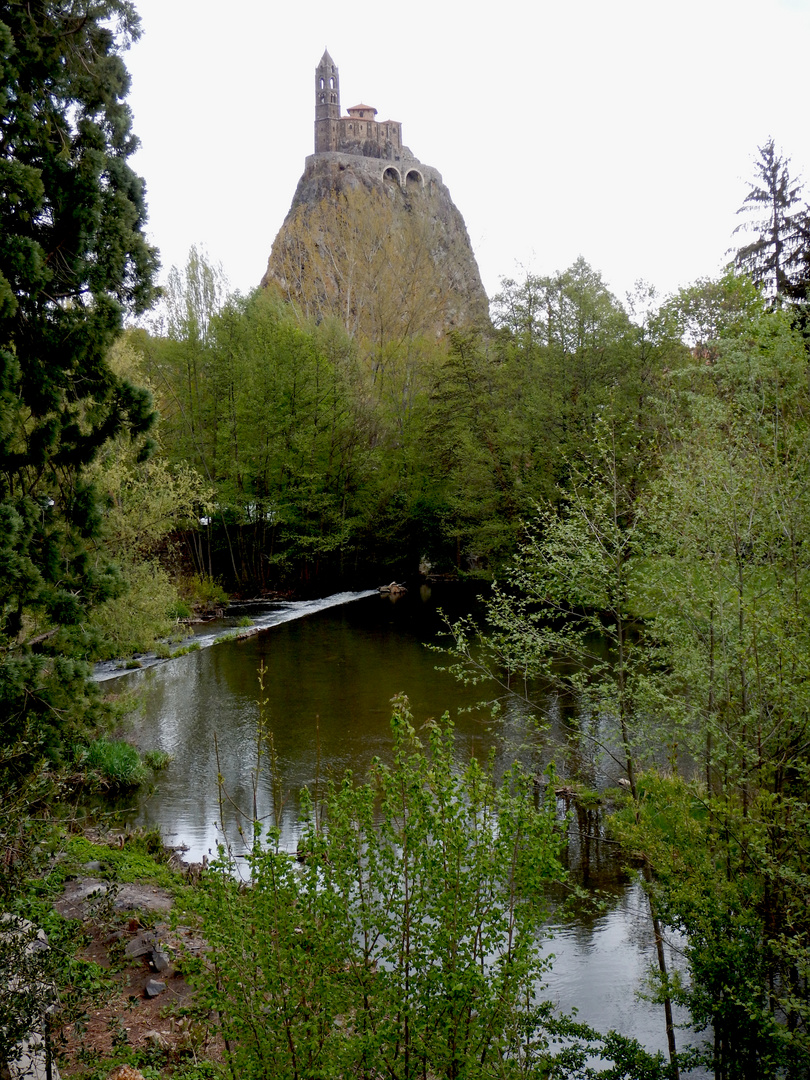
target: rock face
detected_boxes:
[261,52,489,337]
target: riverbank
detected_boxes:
[3,828,215,1080]
[2,783,694,1080]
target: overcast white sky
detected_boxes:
[125,0,810,309]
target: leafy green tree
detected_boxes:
[658,271,763,359]
[613,771,810,1079]
[0,1,158,1060]
[71,336,214,658]
[491,262,670,499]
[422,262,635,575]
[210,291,368,585]
[440,412,661,760]
[650,304,810,783]
[147,281,390,589]
[0,1,158,755]
[159,245,227,481]
[599,302,810,1076]
[423,331,529,570]
[440,287,810,1072]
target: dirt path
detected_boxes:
[52,878,220,1075]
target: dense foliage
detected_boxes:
[0,0,159,765]
[445,282,810,1076]
[136,252,685,590]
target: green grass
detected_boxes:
[143,748,171,771]
[79,739,147,790]
[73,739,172,794]
[64,832,182,889]
[170,642,201,658]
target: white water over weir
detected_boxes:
[94,589,379,682]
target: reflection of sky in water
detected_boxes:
[543,881,708,1073]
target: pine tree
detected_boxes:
[733,139,807,302]
[0,1,159,760]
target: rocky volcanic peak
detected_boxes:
[261,154,489,337]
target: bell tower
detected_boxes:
[315,49,340,153]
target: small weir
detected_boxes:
[94,589,379,682]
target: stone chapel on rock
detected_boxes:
[312,49,436,191]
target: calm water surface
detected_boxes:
[108,585,705,1070]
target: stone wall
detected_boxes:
[302,151,442,193]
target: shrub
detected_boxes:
[168,599,192,619]
[123,826,167,860]
[84,559,180,659]
[177,574,229,614]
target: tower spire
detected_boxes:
[315,50,340,153]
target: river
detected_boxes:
[105,584,706,1071]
